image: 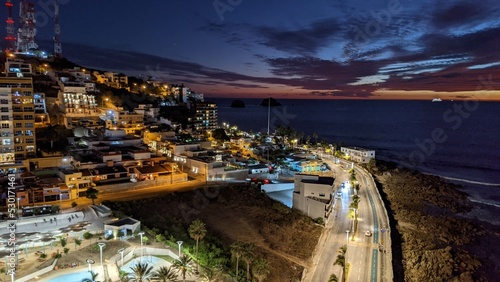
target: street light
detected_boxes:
[177,241,183,257]
[138,232,145,261]
[17,197,20,217]
[86,258,95,272]
[98,243,106,265]
[59,193,62,208]
[118,248,125,268]
[40,115,44,125]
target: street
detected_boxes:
[303,152,393,282]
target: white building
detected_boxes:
[340,146,375,163]
[292,174,335,220]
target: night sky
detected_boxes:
[8,0,500,99]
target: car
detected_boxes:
[365,230,372,237]
[336,191,342,197]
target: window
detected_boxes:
[24,115,33,120]
[0,107,8,112]
[15,123,21,127]
[0,99,8,104]
[25,130,33,136]
[26,139,34,144]
[25,123,33,128]
[1,115,9,120]
[1,124,9,129]
[16,146,23,152]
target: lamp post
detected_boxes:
[40,115,44,125]
[138,232,145,261]
[17,197,20,217]
[345,230,350,282]
[118,248,125,268]
[59,193,62,208]
[177,241,183,257]
[86,258,95,272]
[98,243,106,266]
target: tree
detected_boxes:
[83,232,93,245]
[75,238,81,250]
[334,245,347,282]
[188,219,207,271]
[211,128,230,144]
[349,169,357,185]
[173,255,194,282]
[152,266,178,282]
[60,238,67,247]
[129,262,154,282]
[82,270,99,282]
[199,266,222,282]
[86,187,99,205]
[230,242,245,276]
[242,243,255,280]
[252,258,270,282]
[119,270,131,282]
[328,273,339,282]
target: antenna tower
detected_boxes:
[54,0,62,56]
[5,0,16,52]
[17,0,38,53]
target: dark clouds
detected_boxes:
[257,18,341,55]
[55,0,500,99]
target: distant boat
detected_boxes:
[432,98,442,102]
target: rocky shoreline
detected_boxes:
[368,161,499,282]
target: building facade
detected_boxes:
[0,59,36,161]
[340,146,375,163]
[292,174,335,220]
[189,102,218,132]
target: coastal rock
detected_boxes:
[369,162,490,281]
[230,99,245,108]
[261,97,282,107]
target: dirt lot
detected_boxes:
[106,183,323,281]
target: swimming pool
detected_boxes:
[46,270,94,282]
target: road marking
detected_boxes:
[371,249,378,282]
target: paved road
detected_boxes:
[303,153,393,282]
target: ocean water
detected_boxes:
[211,98,500,224]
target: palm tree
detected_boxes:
[199,266,222,282]
[349,169,357,185]
[328,273,339,282]
[242,243,255,280]
[230,242,245,276]
[118,270,131,282]
[152,266,177,282]
[334,245,347,282]
[173,255,194,282]
[252,258,270,282]
[81,270,99,282]
[129,262,154,282]
[188,219,207,270]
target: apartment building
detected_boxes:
[0,88,14,163]
[188,102,218,132]
[58,82,99,128]
[340,146,375,163]
[0,59,36,161]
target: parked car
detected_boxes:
[365,230,372,237]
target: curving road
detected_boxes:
[303,153,392,282]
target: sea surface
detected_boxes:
[210,98,500,225]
